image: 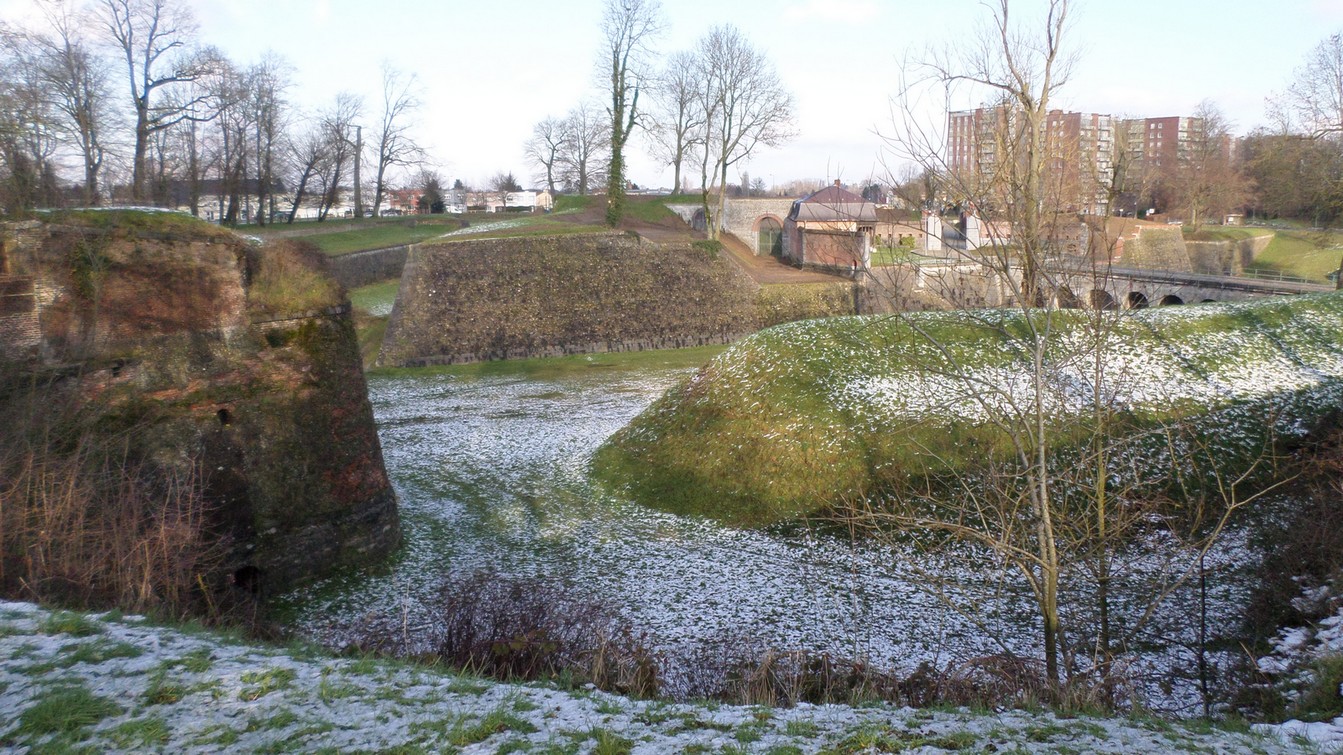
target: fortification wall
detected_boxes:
[720,198,795,252]
[328,245,410,289]
[1120,226,1193,272]
[664,198,796,252]
[1186,235,1272,276]
[379,233,767,366]
[0,215,399,593]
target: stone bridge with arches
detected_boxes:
[892,259,1333,311]
[1049,265,1332,308]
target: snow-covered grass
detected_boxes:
[0,601,1321,753]
[442,217,535,237]
[595,294,1343,524]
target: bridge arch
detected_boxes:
[754,215,784,257]
[1053,286,1081,309]
[1088,289,1117,310]
[1126,291,1149,309]
[1158,294,1184,306]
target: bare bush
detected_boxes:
[349,572,660,698]
[0,378,225,619]
[245,239,343,317]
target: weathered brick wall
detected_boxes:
[797,230,865,273]
[379,233,768,366]
[0,276,40,358]
[0,217,399,593]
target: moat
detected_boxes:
[277,349,1258,710]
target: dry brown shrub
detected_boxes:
[348,572,661,698]
[0,376,227,619]
[245,239,343,317]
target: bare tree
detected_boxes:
[924,0,1075,305]
[22,2,112,206]
[600,0,662,225]
[315,93,361,221]
[283,116,328,223]
[524,116,567,195]
[876,0,1077,684]
[1242,128,1343,224]
[370,64,424,218]
[1279,31,1343,137]
[646,50,705,195]
[866,1,1273,701]
[0,26,63,213]
[559,102,609,196]
[249,53,290,225]
[1169,100,1248,230]
[209,57,251,223]
[98,0,220,202]
[696,25,795,240]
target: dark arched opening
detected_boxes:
[1126,291,1149,309]
[1089,290,1117,310]
[757,217,783,257]
[691,209,707,232]
[1158,294,1184,306]
[1055,286,1080,309]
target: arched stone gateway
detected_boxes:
[1089,290,1118,310]
[1158,294,1184,306]
[756,216,784,257]
[691,209,707,232]
[1126,291,1149,309]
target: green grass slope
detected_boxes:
[593,294,1343,526]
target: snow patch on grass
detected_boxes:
[0,601,1320,753]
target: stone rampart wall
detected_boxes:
[328,245,410,289]
[1120,227,1193,272]
[379,233,765,366]
[1186,234,1272,276]
[0,217,399,593]
[720,198,796,252]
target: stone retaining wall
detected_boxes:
[327,245,410,289]
[379,233,762,366]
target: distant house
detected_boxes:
[385,188,421,215]
[874,207,926,249]
[782,181,877,274]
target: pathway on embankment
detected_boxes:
[715,232,848,285]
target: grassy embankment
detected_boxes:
[1244,230,1343,282]
[594,293,1343,526]
[334,197,606,364]
[1184,225,1343,282]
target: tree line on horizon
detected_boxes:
[1,0,1341,230]
[0,0,436,224]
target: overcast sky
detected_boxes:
[5,0,1342,192]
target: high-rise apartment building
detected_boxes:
[946,107,1115,215]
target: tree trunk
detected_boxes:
[132,103,150,202]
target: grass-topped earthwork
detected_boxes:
[1243,229,1343,282]
[593,293,1343,527]
[35,208,238,242]
[292,216,466,256]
